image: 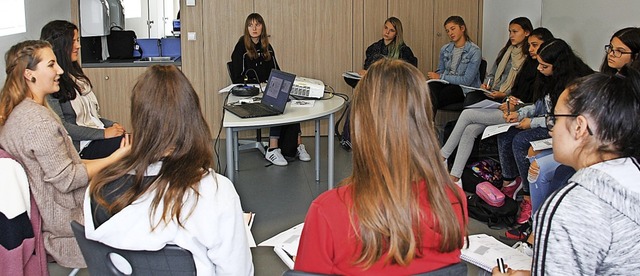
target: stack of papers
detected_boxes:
[342,71,362,80]
[258,223,304,269]
[461,234,532,272]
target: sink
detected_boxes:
[134,56,178,63]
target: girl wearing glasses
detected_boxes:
[601,27,640,75]
[498,39,592,243]
[494,66,640,275]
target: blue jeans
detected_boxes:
[527,150,560,214]
[497,127,550,192]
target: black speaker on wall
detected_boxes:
[81,36,102,63]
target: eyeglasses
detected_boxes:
[545,114,593,135]
[604,45,634,58]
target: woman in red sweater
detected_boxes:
[295,58,468,275]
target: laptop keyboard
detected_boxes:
[239,103,278,117]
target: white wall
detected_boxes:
[541,0,640,70]
[0,1,71,80]
[482,0,542,71]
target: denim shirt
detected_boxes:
[436,41,482,93]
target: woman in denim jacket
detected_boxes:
[427,16,481,115]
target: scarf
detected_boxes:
[494,45,526,93]
[69,78,105,130]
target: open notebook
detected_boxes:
[461,234,532,272]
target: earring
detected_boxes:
[30,77,36,83]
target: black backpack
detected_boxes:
[467,194,518,229]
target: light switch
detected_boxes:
[188,32,196,41]
[186,0,195,6]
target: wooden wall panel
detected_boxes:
[180,0,206,127]
[433,0,483,69]
[255,0,353,135]
[202,0,254,138]
[389,0,435,76]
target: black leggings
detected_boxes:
[79,136,123,160]
[428,82,465,115]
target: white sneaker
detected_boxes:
[297,144,311,162]
[265,148,288,166]
[512,241,533,257]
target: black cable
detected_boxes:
[214,92,232,175]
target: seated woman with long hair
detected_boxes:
[295,59,467,275]
[84,65,253,275]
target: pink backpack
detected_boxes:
[476,181,505,207]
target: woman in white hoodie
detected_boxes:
[83,65,253,275]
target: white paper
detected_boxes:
[460,84,492,94]
[342,71,362,80]
[465,99,501,109]
[243,212,256,247]
[259,223,304,247]
[481,123,519,140]
[461,234,532,272]
[291,100,315,107]
[530,138,553,151]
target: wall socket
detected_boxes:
[186,0,195,6]
[188,32,196,41]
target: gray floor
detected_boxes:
[49,137,513,276]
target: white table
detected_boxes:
[223,95,345,189]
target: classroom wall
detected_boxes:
[541,0,640,70]
[481,0,541,71]
[0,1,71,80]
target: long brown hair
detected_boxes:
[90,65,214,229]
[0,40,51,125]
[243,13,272,61]
[346,58,466,268]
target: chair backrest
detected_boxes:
[479,59,488,82]
[283,262,467,276]
[414,262,468,276]
[70,221,196,276]
[226,61,233,82]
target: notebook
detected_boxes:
[461,234,532,272]
[224,69,296,118]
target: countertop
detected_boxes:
[82,57,181,68]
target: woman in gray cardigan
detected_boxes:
[0,40,130,268]
[41,20,125,159]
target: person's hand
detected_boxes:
[487,91,506,100]
[499,102,509,112]
[104,123,125,138]
[109,133,131,161]
[427,72,440,80]
[504,112,519,123]
[491,265,531,276]
[516,118,531,129]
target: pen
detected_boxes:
[506,97,510,117]
[497,258,506,273]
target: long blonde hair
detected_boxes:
[385,17,405,59]
[0,40,51,125]
[346,58,466,268]
[90,65,213,229]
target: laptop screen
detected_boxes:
[262,69,296,112]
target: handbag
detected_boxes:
[107,26,142,59]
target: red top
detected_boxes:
[294,181,467,276]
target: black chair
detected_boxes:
[70,221,196,276]
[283,262,467,276]
[226,61,266,155]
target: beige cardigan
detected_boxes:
[0,99,87,268]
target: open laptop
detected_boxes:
[224,69,296,118]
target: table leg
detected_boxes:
[315,119,320,182]
[328,114,335,189]
[233,131,239,171]
[225,127,234,182]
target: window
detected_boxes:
[0,0,26,36]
